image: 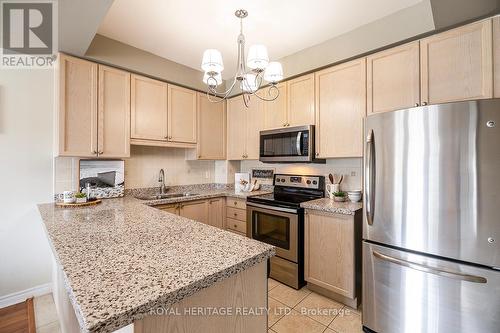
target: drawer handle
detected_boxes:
[372,251,487,283]
[234,224,237,228]
[234,202,237,206]
[234,213,238,217]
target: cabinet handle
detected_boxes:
[164,136,168,140]
[169,136,173,140]
[315,152,319,156]
[234,213,238,217]
[98,151,103,155]
[422,102,428,106]
[415,103,420,107]
[92,150,97,155]
[233,224,237,228]
[234,202,238,206]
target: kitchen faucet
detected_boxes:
[158,169,167,194]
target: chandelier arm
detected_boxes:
[249,84,280,102]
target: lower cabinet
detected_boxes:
[225,198,247,236]
[304,209,362,308]
[156,198,225,229]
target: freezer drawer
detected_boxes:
[363,242,500,333]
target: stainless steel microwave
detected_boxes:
[259,125,325,163]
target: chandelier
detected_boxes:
[201,9,283,107]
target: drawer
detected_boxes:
[226,207,246,221]
[226,197,246,210]
[226,217,246,234]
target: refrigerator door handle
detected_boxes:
[365,129,375,225]
[373,250,487,283]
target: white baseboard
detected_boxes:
[0,283,52,308]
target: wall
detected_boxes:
[0,69,54,298]
[85,34,210,91]
[240,159,363,192]
[55,146,215,193]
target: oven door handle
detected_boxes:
[296,131,302,156]
[246,202,298,214]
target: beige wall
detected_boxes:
[85,34,208,91]
[55,146,216,193]
[240,159,363,192]
[0,69,54,298]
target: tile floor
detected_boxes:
[267,278,363,333]
[33,279,362,333]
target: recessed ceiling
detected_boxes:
[98,0,422,79]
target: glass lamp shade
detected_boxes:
[247,44,269,70]
[264,61,283,83]
[203,72,222,87]
[201,49,224,73]
[240,73,258,93]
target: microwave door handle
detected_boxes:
[296,132,302,156]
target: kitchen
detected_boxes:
[0,1,499,333]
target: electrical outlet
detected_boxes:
[351,171,356,177]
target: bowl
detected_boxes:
[348,192,362,202]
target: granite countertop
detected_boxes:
[300,198,363,215]
[38,196,275,333]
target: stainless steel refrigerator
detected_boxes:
[362,100,500,333]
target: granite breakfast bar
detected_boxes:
[37,196,274,333]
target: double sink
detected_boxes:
[135,193,200,201]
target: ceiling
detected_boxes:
[98,0,423,79]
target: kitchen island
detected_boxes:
[37,196,274,333]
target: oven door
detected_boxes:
[247,203,298,262]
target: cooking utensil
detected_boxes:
[329,173,334,184]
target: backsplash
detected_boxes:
[240,158,363,191]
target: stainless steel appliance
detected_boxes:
[247,174,325,289]
[259,125,325,163]
[363,100,500,333]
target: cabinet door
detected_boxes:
[131,74,168,141]
[315,59,366,158]
[158,204,179,215]
[305,211,355,298]
[208,198,224,229]
[245,97,264,160]
[168,85,197,143]
[494,17,500,98]
[180,200,208,224]
[226,97,247,160]
[421,19,493,104]
[287,74,315,126]
[263,83,287,129]
[57,54,98,157]
[197,93,226,159]
[367,41,420,114]
[97,65,131,158]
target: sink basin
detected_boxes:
[135,193,200,200]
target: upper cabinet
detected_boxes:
[130,74,197,148]
[168,85,197,143]
[56,54,130,158]
[131,74,168,141]
[56,54,98,157]
[367,41,420,114]
[420,20,493,104]
[196,93,226,159]
[226,96,264,160]
[315,58,366,158]
[262,75,315,130]
[287,74,315,126]
[493,16,500,98]
[98,65,131,158]
[263,82,287,129]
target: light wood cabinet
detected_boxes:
[420,19,493,104]
[56,54,98,157]
[97,65,130,158]
[131,74,168,141]
[168,85,197,143]
[225,198,247,236]
[157,204,180,215]
[287,74,315,126]
[56,54,130,158]
[179,200,208,224]
[315,58,366,158]
[207,198,225,229]
[304,210,361,307]
[196,93,226,159]
[226,96,264,160]
[494,16,500,98]
[263,83,287,129]
[367,41,420,114]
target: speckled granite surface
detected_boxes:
[300,198,363,215]
[37,196,274,333]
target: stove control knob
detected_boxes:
[312,180,318,185]
[306,180,311,184]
